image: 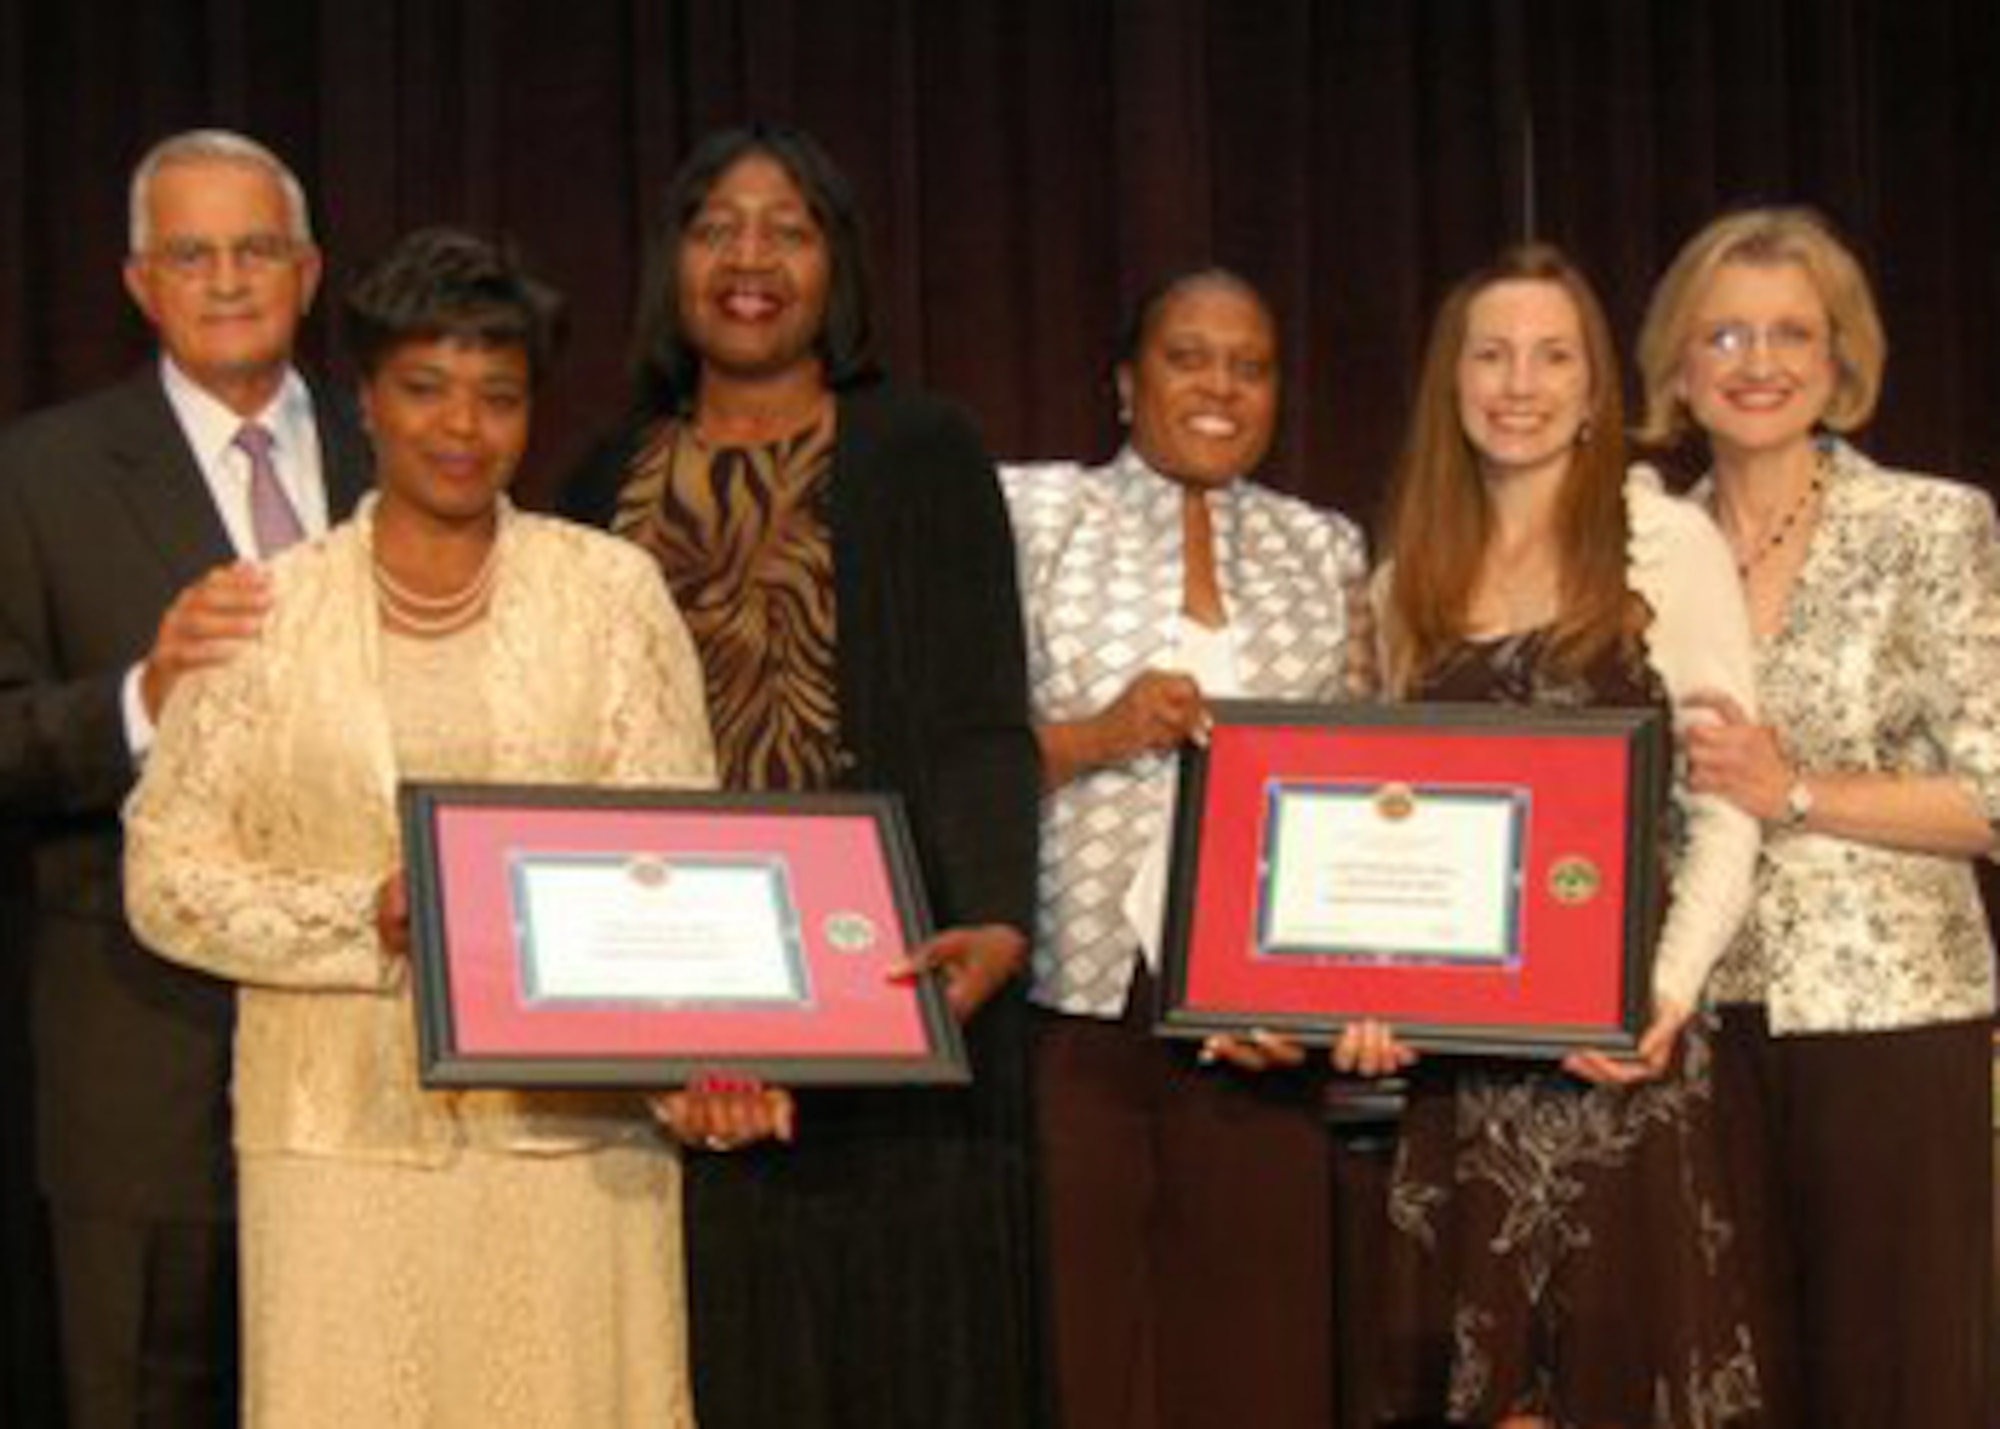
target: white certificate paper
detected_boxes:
[1259,783,1524,963]
[510,853,810,1005]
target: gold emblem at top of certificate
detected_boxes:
[1372,783,1417,822]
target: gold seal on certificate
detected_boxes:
[823,912,878,952]
[625,855,671,889]
[1547,855,1602,906]
[1372,782,1416,822]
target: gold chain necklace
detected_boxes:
[1720,456,1828,579]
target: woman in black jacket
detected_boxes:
[563,122,1044,1429]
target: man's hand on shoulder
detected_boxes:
[141,561,274,718]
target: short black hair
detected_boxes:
[1116,265,1272,368]
[342,227,563,381]
[631,123,880,414]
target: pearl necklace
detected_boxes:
[372,541,499,637]
[1720,457,1828,579]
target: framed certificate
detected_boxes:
[1157,700,1667,1058]
[400,783,968,1088]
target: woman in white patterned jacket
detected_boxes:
[1000,268,1370,1429]
[1642,207,1999,1429]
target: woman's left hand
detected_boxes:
[891,923,1027,1022]
[1198,1028,1306,1073]
[1562,998,1691,1085]
[1681,691,1790,821]
[650,1075,796,1151]
[375,870,411,958]
[1331,1019,1420,1079]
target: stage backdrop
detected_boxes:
[0,0,1995,516]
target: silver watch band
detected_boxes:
[1781,774,1814,829]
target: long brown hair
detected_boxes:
[1380,243,1630,695]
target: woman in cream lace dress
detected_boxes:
[125,229,715,1428]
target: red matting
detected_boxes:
[433,804,931,1060]
[1182,722,1638,1030]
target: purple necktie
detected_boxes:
[235,422,305,557]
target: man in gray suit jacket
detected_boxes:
[0,129,370,1428]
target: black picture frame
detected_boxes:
[400,782,968,1088]
[1156,700,1667,1058]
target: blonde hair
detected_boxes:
[1379,244,1630,696]
[1635,206,1885,447]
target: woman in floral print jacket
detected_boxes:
[1640,206,1999,1429]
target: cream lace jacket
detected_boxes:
[125,499,717,1165]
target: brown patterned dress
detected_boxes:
[613,414,841,791]
[1373,628,1769,1429]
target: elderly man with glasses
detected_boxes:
[0,128,370,1428]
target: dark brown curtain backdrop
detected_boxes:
[3,2,1995,1424]
[2,1,1995,509]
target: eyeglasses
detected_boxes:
[1698,320,1823,363]
[144,233,300,281]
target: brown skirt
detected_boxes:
[1713,1006,1993,1429]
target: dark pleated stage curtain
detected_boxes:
[2,1,1995,509]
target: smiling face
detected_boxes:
[1678,258,1836,461]
[1120,278,1279,488]
[123,158,322,414]
[362,337,530,531]
[1455,278,1592,481]
[675,151,831,385]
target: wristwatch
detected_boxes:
[1780,774,1814,830]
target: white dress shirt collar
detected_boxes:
[158,355,329,554]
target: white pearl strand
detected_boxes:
[371,539,500,637]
